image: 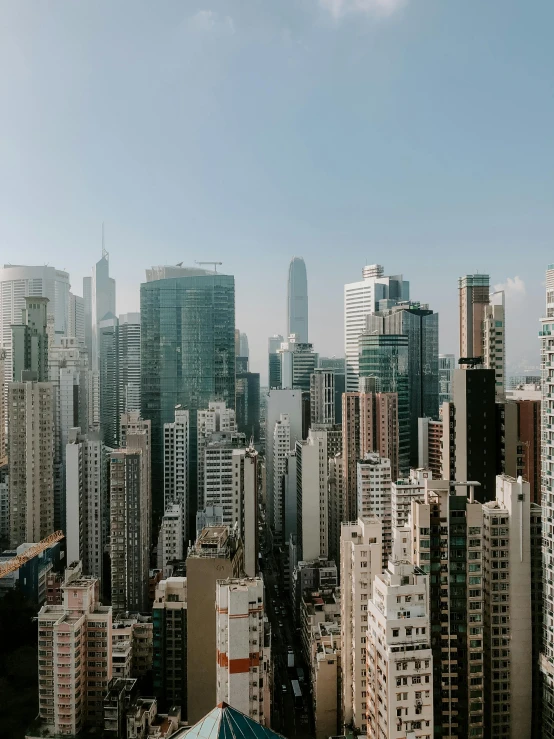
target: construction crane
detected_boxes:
[0,530,64,579]
[195,261,222,273]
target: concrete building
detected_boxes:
[340,517,383,733]
[203,432,247,522]
[118,312,141,416]
[291,559,338,624]
[357,453,392,569]
[319,356,346,424]
[110,446,150,612]
[112,614,153,680]
[295,428,329,562]
[0,463,8,543]
[287,256,309,344]
[268,334,284,390]
[483,298,506,398]
[157,504,184,577]
[459,273,490,360]
[310,621,341,739]
[283,449,297,546]
[164,406,189,538]
[66,427,108,588]
[152,576,188,714]
[186,526,244,724]
[344,264,409,392]
[438,353,456,405]
[391,468,431,528]
[235,361,261,445]
[216,577,271,725]
[195,505,224,540]
[232,445,259,577]
[98,312,119,447]
[278,335,318,393]
[328,453,344,564]
[197,402,236,510]
[366,560,433,739]
[265,389,302,531]
[68,291,85,345]
[310,368,335,427]
[36,561,112,735]
[300,588,341,666]
[417,417,443,480]
[273,414,291,542]
[12,295,50,383]
[8,381,54,548]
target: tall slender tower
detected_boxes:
[458,273,489,359]
[287,257,308,344]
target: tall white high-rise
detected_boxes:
[203,430,246,527]
[287,256,308,344]
[344,264,409,392]
[232,445,259,577]
[0,264,70,383]
[157,503,184,577]
[68,292,85,344]
[295,428,330,561]
[164,406,189,531]
[273,414,291,541]
[197,402,237,510]
[357,453,392,569]
[118,312,141,416]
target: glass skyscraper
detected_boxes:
[358,333,410,475]
[141,269,235,531]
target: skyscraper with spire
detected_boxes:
[287,256,308,343]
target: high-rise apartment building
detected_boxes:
[328,453,344,563]
[117,313,141,416]
[235,362,261,444]
[186,526,243,724]
[310,368,335,427]
[157,504,184,577]
[216,577,271,724]
[357,453,391,569]
[12,296,50,382]
[8,381,54,547]
[0,265,70,384]
[272,414,291,541]
[196,402,236,509]
[366,302,439,466]
[439,353,456,405]
[152,576,188,713]
[340,517,383,733]
[366,560,433,739]
[278,335,318,392]
[483,298,506,398]
[232,445,259,577]
[68,292,85,345]
[459,273,490,359]
[203,430,246,526]
[98,313,119,447]
[110,446,150,612]
[141,267,235,531]
[319,356,345,423]
[163,406,189,536]
[417,417,443,480]
[344,264,409,392]
[37,561,112,735]
[268,334,284,389]
[295,428,330,562]
[391,468,430,528]
[287,256,309,344]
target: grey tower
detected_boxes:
[287,257,308,344]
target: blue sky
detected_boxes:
[1,0,553,380]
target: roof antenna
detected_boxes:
[102,222,108,260]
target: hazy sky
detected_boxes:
[1,0,553,381]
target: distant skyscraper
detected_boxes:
[235,363,260,444]
[117,312,141,416]
[459,273,489,359]
[438,353,456,405]
[239,332,249,358]
[141,267,235,531]
[68,292,85,344]
[89,249,116,372]
[287,257,308,343]
[268,334,283,389]
[12,296,49,382]
[344,264,409,392]
[98,313,119,447]
[278,335,317,392]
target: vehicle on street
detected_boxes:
[281,684,287,694]
[279,621,284,628]
[291,679,303,709]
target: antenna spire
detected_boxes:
[102,222,108,259]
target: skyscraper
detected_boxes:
[438,353,456,405]
[459,273,489,359]
[68,292,85,345]
[117,313,141,417]
[88,248,117,371]
[140,267,235,531]
[163,406,189,533]
[344,264,409,392]
[287,256,308,343]
[278,335,318,392]
[12,296,49,382]
[98,313,119,447]
[268,334,284,389]
[310,368,335,427]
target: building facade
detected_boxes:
[287,256,309,344]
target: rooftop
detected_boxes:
[169,703,287,739]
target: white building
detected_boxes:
[340,517,383,733]
[68,292,85,345]
[265,389,303,531]
[391,468,431,529]
[164,406,189,537]
[296,429,329,562]
[278,335,317,392]
[357,453,392,569]
[216,577,271,725]
[197,402,237,509]
[273,414,291,541]
[204,431,246,528]
[483,299,506,399]
[232,446,259,577]
[366,560,433,739]
[157,503,184,577]
[118,312,141,416]
[344,265,409,392]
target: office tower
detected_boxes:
[8,381,54,547]
[417,417,443,479]
[439,353,456,405]
[157,504,184,577]
[358,332,410,473]
[459,273,490,358]
[239,332,249,358]
[483,297,506,398]
[68,292,85,344]
[268,334,284,389]
[216,577,271,724]
[287,256,309,343]
[163,406,189,536]
[197,402,237,510]
[295,429,329,562]
[66,428,108,589]
[203,430,246,526]
[12,296,49,382]
[234,329,241,357]
[366,561,433,739]
[0,265,70,383]
[98,313,119,447]
[88,248,117,371]
[442,368,497,502]
[328,454,344,563]
[118,313,141,416]
[541,264,554,736]
[265,389,302,530]
[141,267,235,532]
[186,526,243,724]
[391,468,430,528]
[344,264,409,392]
[310,368,335,426]
[366,302,439,466]
[273,414,291,541]
[37,562,112,735]
[110,446,150,612]
[278,335,318,392]
[235,364,261,444]
[319,356,346,424]
[232,445,259,577]
[357,453,391,568]
[340,517,383,733]
[152,576,188,712]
